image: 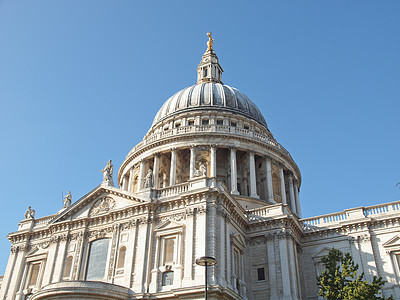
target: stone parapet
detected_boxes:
[301,199,400,232]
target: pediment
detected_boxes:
[154,219,184,235]
[25,245,48,261]
[383,235,400,249]
[51,185,147,223]
[312,247,332,260]
[231,233,245,250]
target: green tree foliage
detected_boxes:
[317,248,393,300]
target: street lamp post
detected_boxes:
[195,256,217,300]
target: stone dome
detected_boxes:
[152,82,268,128]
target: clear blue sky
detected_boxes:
[0,0,399,273]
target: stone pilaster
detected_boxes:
[266,235,278,300]
[183,208,195,285]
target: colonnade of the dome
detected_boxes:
[119,144,301,217]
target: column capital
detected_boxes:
[170,147,177,152]
[277,161,285,169]
[190,144,197,150]
[209,144,217,149]
[229,146,237,151]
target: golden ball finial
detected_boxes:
[207,32,214,51]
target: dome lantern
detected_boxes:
[196,32,223,84]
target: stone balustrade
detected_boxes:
[128,124,291,158]
[301,200,400,231]
[33,215,57,228]
[246,204,286,222]
[156,182,190,199]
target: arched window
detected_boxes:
[162,271,174,286]
[117,246,126,269]
[63,256,73,280]
[86,238,110,281]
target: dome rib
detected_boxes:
[152,82,268,128]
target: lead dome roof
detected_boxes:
[152,82,267,127]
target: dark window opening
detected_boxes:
[257,267,265,281]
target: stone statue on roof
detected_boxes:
[63,191,72,208]
[24,206,35,219]
[101,160,114,187]
[207,32,214,52]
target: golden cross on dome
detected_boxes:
[207,32,214,51]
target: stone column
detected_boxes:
[265,156,275,203]
[230,147,239,195]
[138,160,145,191]
[190,145,196,178]
[153,153,160,189]
[122,176,128,191]
[210,145,217,178]
[294,181,302,218]
[170,148,177,186]
[288,174,297,215]
[128,168,134,192]
[279,165,287,205]
[249,151,259,198]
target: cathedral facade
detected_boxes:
[1,35,400,300]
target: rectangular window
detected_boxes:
[86,239,110,281]
[202,119,209,125]
[234,250,240,276]
[257,267,265,281]
[231,121,237,127]
[63,256,73,280]
[28,263,41,287]
[216,119,223,125]
[188,120,194,126]
[164,238,175,264]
